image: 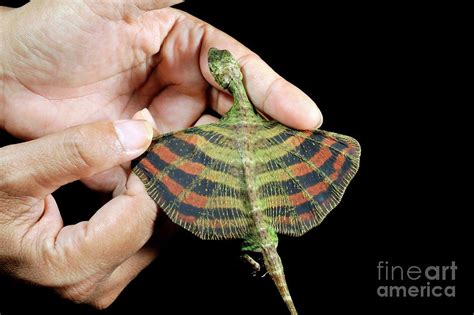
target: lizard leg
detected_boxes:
[241,253,261,272]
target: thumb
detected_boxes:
[0,120,153,198]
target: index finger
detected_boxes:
[199,23,323,130]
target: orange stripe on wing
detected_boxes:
[333,142,353,172]
[183,192,208,209]
[162,175,184,196]
[289,162,313,177]
[177,213,197,223]
[287,132,308,147]
[278,216,291,225]
[309,147,332,167]
[307,181,329,195]
[178,161,205,175]
[305,133,337,168]
[289,181,330,207]
[277,216,291,225]
[299,212,315,221]
[322,137,337,146]
[152,145,179,164]
[333,154,346,172]
[289,191,309,207]
[140,158,158,174]
[330,143,355,180]
[174,133,200,145]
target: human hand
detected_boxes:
[0,0,322,141]
[0,118,166,308]
[0,1,324,307]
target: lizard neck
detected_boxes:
[225,79,261,122]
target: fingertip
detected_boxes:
[288,87,323,130]
[286,93,323,130]
[194,114,219,126]
[132,109,160,137]
[286,101,323,130]
[114,120,153,154]
[143,121,154,144]
[265,79,323,130]
[306,103,324,129]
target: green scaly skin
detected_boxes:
[209,48,298,315]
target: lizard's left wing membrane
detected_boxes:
[254,122,361,236]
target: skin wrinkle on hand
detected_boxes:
[0,10,11,130]
[0,65,5,130]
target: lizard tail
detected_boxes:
[262,246,298,315]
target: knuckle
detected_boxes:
[0,145,22,193]
[57,288,89,305]
[238,52,262,68]
[62,131,94,174]
[0,193,30,223]
[88,295,116,310]
[134,193,158,228]
[56,281,98,305]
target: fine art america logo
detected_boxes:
[376,261,457,298]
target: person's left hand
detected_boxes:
[0,119,163,308]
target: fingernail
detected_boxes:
[313,107,324,129]
[114,120,153,152]
[133,109,160,137]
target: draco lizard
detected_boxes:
[133,48,361,314]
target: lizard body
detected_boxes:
[133,48,361,314]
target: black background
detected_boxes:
[0,1,470,314]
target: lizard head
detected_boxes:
[208,48,243,90]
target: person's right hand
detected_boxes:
[0,0,322,192]
[0,118,162,308]
[0,0,322,141]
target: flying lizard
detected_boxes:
[132,48,361,314]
